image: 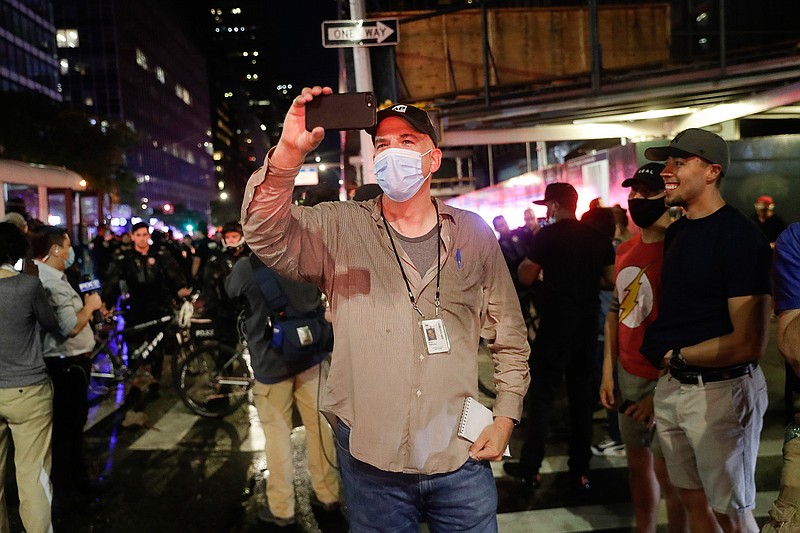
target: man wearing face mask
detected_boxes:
[598,164,687,532]
[505,182,615,495]
[202,221,250,345]
[29,225,105,513]
[241,86,530,531]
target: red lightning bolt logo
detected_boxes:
[619,265,650,323]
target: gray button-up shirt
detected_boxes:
[36,261,95,357]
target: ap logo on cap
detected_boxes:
[391,105,408,113]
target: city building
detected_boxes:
[0,0,60,99]
[53,0,215,222]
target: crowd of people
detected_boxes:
[497,128,798,533]
[0,178,380,531]
[2,84,799,533]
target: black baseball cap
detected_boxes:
[644,128,730,176]
[366,104,439,147]
[621,163,665,191]
[533,182,579,205]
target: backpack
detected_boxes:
[249,255,332,360]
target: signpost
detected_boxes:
[321,19,399,48]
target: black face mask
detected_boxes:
[628,197,667,229]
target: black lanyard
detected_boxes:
[382,201,441,318]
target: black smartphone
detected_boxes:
[617,399,635,413]
[305,92,376,131]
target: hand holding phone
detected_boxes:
[617,399,635,414]
[305,92,376,131]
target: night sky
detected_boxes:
[264,2,340,91]
[165,0,344,159]
[166,0,340,91]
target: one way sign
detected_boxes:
[321,19,399,48]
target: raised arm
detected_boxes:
[241,86,334,284]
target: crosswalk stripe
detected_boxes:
[491,437,783,478]
[239,404,266,452]
[121,395,786,464]
[129,401,199,450]
[497,491,779,531]
[116,396,784,532]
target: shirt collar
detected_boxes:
[367,196,456,226]
[34,259,66,282]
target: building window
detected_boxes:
[136,48,148,70]
[175,83,192,105]
[156,66,165,84]
[59,58,69,75]
[56,29,79,48]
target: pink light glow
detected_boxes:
[446,179,627,232]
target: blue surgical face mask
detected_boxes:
[374,147,433,203]
[64,246,75,269]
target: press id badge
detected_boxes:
[421,318,450,354]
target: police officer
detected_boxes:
[103,221,191,401]
[191,221,220,288]
[202,221,249,343]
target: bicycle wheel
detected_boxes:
[178,342,252,418]
[88,331,130,405]
[171,339,194,389]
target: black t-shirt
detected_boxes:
[497,230,530,287]
[641,204,772,368]
[526,219,615,321]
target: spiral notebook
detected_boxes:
[457,397,511,457]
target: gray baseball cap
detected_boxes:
[644,128,730,176]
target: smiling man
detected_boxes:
[241,86,530,531]
[640,129,772,533]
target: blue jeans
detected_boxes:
[335,422,498,532]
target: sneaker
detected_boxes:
[502,461,541,488]
[591,437,625,457]
[258,506,295,527]
[309,492,339,512]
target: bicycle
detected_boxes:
[88,295,204,403]
[176,311,254,418]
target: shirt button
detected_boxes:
[416,389,421,397]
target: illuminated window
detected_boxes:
[56,29,79,48]
[174,84,192,105]
[156,66,165,84]
[136,48,148,69]
[59,58,69,75]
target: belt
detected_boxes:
[669,362,757,385]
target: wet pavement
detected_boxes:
[4,319,790,532]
